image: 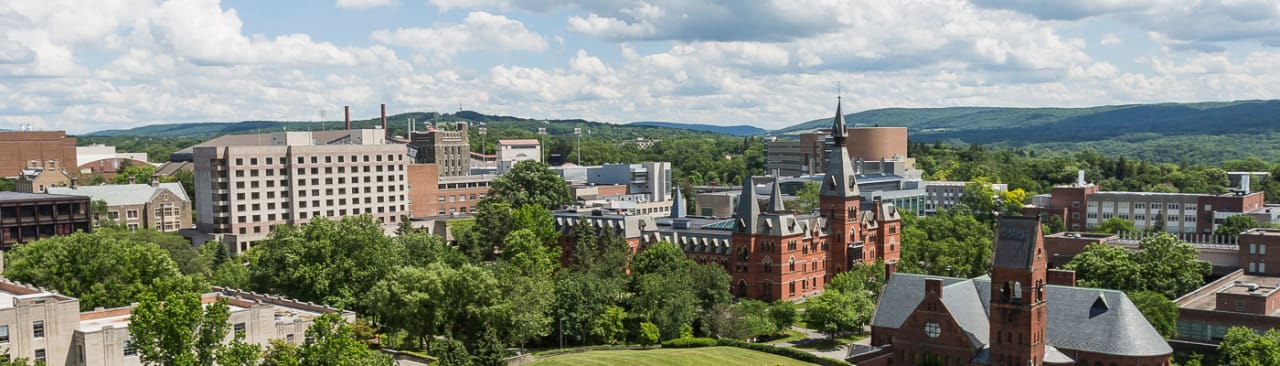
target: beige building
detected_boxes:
[408,123,470,177]
[14,160,72,193]
[495,139,541,174]
[194,129,409,254]
[0,278,352,366]
[47,179,191,232]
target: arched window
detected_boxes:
[789,257,796,272]
[1012,281,1023,304]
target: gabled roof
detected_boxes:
[767,177,786,212]
[671,186,686,219]
[872,273,1171,357]
[48,183,189,206]
[735,176,761,233]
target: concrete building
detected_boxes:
[852,216,1172,366]
[1027,171,1268,235]
[48,178,191,232]
[408,124,470,177]
[495,139,541,174]
[1041,232,1119,268]
[76,145,149,180]
[694,173,927,219]
[193,129,409,254]
[169,130,353,162]
[764,131,831,178]
[0,192,92,249]
[1174,269,1280,347]
[14,161,72,193]
[923,180,1009,215]
[0,278,351,366]
[0,131,77,178]
[555,162,672,203]
[555,101,904,301]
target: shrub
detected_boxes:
[715,339,851,366]
[661,337,717,348]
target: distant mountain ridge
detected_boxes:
[627,121,766,136]
[775,99,1280,163]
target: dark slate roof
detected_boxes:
[873,273,1172,357]
[993,216,1040,269]
[0,191,86,202]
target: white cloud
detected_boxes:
[335,0,395,9]
[149,0,362,66]
[371,11,547,59]
[1100,33,1123,46]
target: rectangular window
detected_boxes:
[0,325,8,343]
[33,320,44,338]
[1262,245,1267,255]
[127,210,138,219]
[1251,244,1257,254]
[234,323,246,339]
[124,338,137,356]
[34,349,44,362]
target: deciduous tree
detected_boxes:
[4,230,181,310]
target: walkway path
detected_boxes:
[767,327,868,360]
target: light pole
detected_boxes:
[478,126,487,155]
[559,317,566,349]
[574,127,582,165]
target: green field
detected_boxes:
[528,347,817,366]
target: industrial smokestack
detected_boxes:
[344,106,351,130]
[381,103,387,136]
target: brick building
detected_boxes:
[852,216,1173,366]
[1027,172,1268,235]
[1173,269,1280,347]
[14,160,72,193]
[0,131,77,178]
[0,192,92,249]
[48,178,191,232]
[408,123,470,177]
[553,101,904,301]
[406,163,496,217]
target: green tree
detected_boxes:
[1219,327,1280,366]
[1128,291,1178,339]
[600,306,628,345]
[1093,217,1137,235]
[261,340,301,366]
[130,290,231,366]
[638,322,660,348]
[3,230,181,310]
[768,301,798,334]
[248,215,404,313]
[1062,244,1142,292]
[899,211,994,278]
[1064,233,1210,298]
[1216,214,1264,237]
[297,314,395,366]
[785,181,820,213]
[959,177,997,219]
[1046,215,1067,234]
[802,288,873,339]
[495,231,557,351]
[112,164,159,184]
[90,199,112,227]
[487,160,572,210]
[367,266,444,350]
[217,340,263,366]
[1001,188,1027,216]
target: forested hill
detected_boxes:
[777,100,1280,163]
[627,121,766,136]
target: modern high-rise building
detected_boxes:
[193,129,409,254]
[408,123,470,177]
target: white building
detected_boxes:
[496,139,542,174]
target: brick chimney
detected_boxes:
[1048,269,1076,287]
[344,106,351,130]
[150,174,160,188]
[381,103,387,134]
[925,278,943,297]
[70,177,77,189]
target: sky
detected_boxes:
[2,0,1280,134]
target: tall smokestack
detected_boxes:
[381,103,387,136]
[344,106,351,130]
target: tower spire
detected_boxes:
[767,177,786,212]
[832,95,848,147]
[671,186,687,218]
[735,176,760,233]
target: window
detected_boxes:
[127,210,139,219]
[1251,244,1257,254]
[33,320,44,338]
[1205,204,1213,212]
[34,349,44,363]
[1262,245,1267,255]
[234,323,246,339]
[0,325,8,343]
[124,338,137,356]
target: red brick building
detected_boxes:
[553,101,903,301]
[0,131,77,178]
[852,216,1173,366]
[1026,174,1267,236]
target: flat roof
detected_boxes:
[1244,228,1280,236]
[0,191,87,202]
[498,139,540,145]
[1179,273,1280,314]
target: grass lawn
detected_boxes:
[758,329,807,344]
[527,346,816,366]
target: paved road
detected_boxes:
[768,327,865,360]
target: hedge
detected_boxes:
[661,337,718,348]
[715,339,852,366]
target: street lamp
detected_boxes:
[559,316,566,349]
[574,127,582,165]
[478,126,487,156]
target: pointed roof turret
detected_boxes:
[831,96,848,147]
[767,178,786,212]
[821,98,860,199]
[735,176,760,233]
[671,186,686,218]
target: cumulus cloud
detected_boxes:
[371,11,547,59]
[974,0,1280,48]
[1100,33,1123,46]
[335,0,395,9]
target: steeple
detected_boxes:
[735,176,760,233]
[767,178,786,212]
[820,98,859,199]
[831,96,847,147]
[671,186,687,218]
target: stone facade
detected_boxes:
[48,181,191,233]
